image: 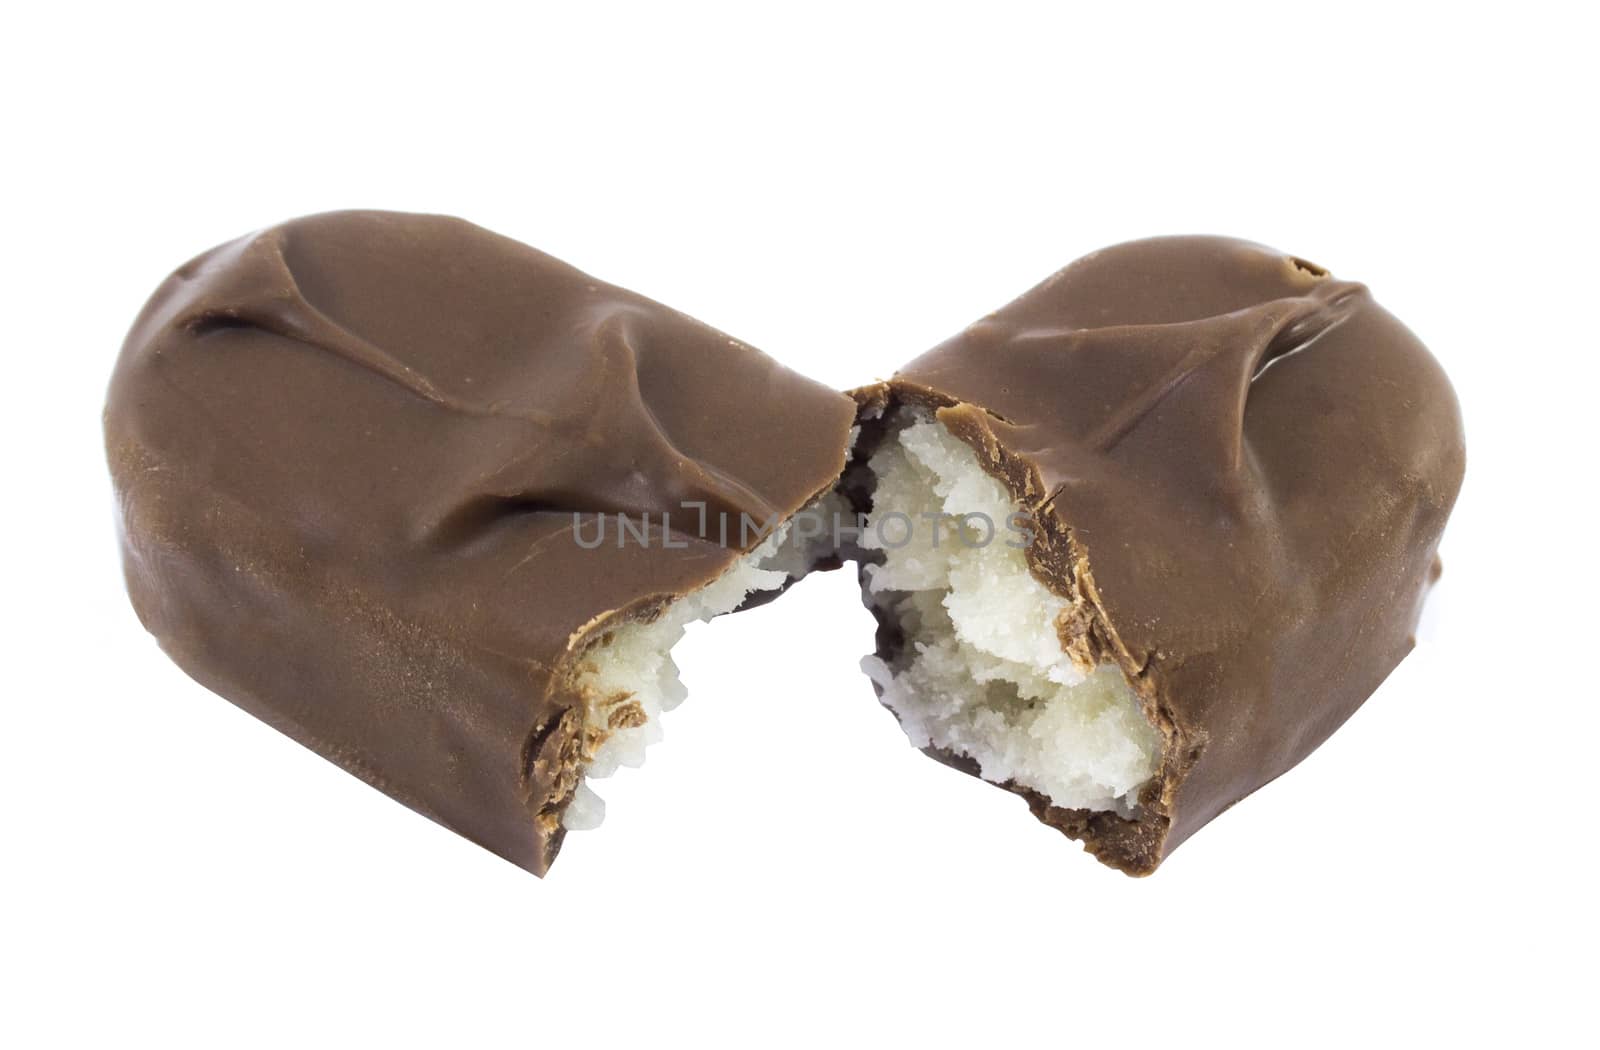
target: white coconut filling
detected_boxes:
[859,419,1161,816]
[562,495,850,832]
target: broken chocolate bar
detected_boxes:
[852,236,1464,874]
[108,217,1462,877]
[105,210,857,874]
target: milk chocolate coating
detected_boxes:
[859,236,1464,874]
[106,211,856,874]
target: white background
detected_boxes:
[4,3,1595,1047]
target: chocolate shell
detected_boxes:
[105,211,857,873]
[856,236,1465,873]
